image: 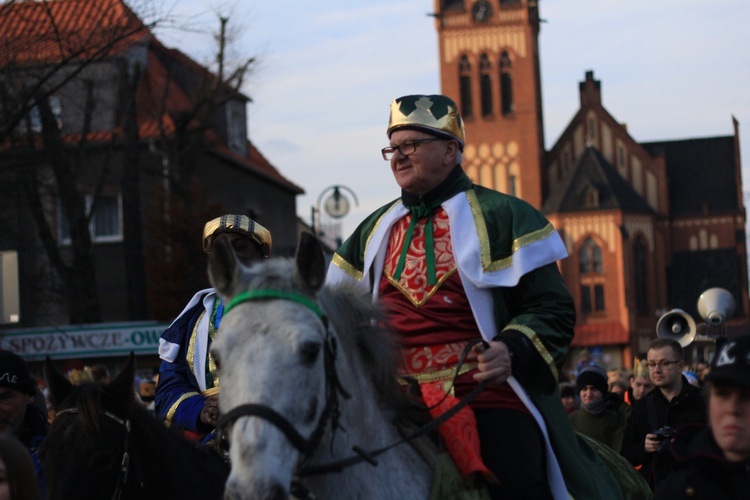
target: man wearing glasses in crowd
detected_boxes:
[621,338,706,489]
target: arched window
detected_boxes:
[634,237,649,316]
[579,238,602,274]
[479,53,493,117]
[459,55,473,119]
[499,51,513,116]
[579,238,605,314]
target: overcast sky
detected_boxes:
[152,0,750,238]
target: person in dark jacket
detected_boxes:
[621,338,706,489]
[570,364,631,452]
[0,349,47,496]
[654,334,750,499]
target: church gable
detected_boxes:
[543,147,653,215]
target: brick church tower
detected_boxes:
[433,0,545,208]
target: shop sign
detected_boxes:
[0,322,169,361]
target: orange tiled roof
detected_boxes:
[0,0,301,193]
[0,0,148,67]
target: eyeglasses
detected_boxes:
[381,138,444,160]
[646,360,681,370]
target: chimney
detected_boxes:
[579,70,602,108]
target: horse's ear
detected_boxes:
[208,235,241,301]
[295,232,326,292]
[106,352,136,404]
[45,356,73,408]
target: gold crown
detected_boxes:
[202,214,272,257]
[633,357,649,379]
[387,94,465,147]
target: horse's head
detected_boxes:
[209,233,333,498]
[41,354,140,500]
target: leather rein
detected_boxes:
[215,288,488,498]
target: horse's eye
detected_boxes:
[300,342,321,366]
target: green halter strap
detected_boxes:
[224,289,323,318]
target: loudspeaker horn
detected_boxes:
[656,308,697,347]
[697,287,736,326]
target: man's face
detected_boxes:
[224,233,263,266]
[561,395,576,411]
[0,387,32,435]
[579,385,603,405]
[388,129,456,196]
[631,375,654,400]
[647,346,684,391]
[709,381,750,462]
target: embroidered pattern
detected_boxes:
[384,209,456,306]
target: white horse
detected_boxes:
[208,233,433,500]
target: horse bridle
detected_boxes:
[55,407,136,500]
[215,289,489,499]
[216,289,352,494]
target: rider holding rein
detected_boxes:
[155,215,272,441]
[327,95,616,499]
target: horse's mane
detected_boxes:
[243,258,422,418]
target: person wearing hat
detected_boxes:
[327,95,623,498]
[622,337,706,490]
[654,335,750,498]
[0,349,47,493]
[569,364,631,453]
[155,214,272,441]
[625,358,654,406]
[560,382,578,414]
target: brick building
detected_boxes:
[0,0,302,374]
[433,0,749,370]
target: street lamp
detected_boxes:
[311,185,359,245]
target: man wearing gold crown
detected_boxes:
[155,215,272,441]
[626,358,655,405]
[327,95,623,499]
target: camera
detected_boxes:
[653,426,676,451]
[653,426,676,441]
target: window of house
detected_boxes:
[587,116,596,141]
[499,51,513,116]
[25,95,62,133]
[226,100,246,154]
[58,193,123,244]
[507,174,517,197]
[441,0,464,10]
[579,237,605,314]
[617,144,626,168]
[479,54,493,117]
[634,238,649,316]
[579,238,602,273]
[584,186,599,208]
[459,55,473,119]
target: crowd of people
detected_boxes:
[1,93,749,499]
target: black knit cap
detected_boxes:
[576,364,608,395]
[0,349,35,395]
[706,334,750,389]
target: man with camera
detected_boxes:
[621,338,706,489]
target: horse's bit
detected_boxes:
[55,408,135,500]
